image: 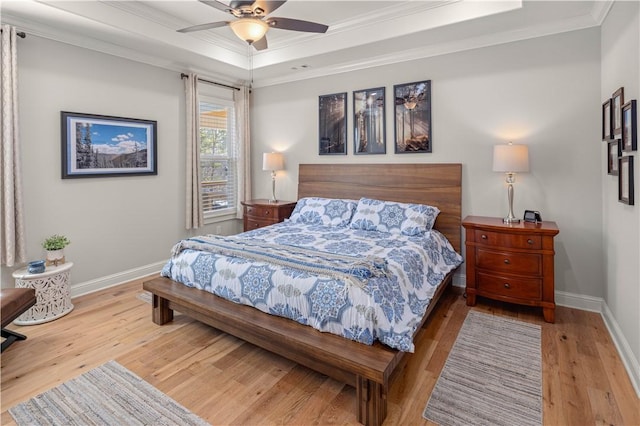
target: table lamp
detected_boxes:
[493,142,529,223]
[262,152,284,203]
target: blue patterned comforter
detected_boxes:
[161,222,462,352]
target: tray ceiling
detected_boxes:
[1,1,609,87]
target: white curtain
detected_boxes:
[185,73,203,229]
[234,85,251,219]
[0,25,26,267]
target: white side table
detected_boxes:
[12,262,74,325]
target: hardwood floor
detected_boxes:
[1,276,638,425]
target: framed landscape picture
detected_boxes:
[621,99,637,152]
[607,139,621,175]
[319,92,347,155]
[353,87,386,154]
[602,98,613,140]
[61,111,157,178]
[618,155,634,205]
[394,80,431,153]
[612,87,624,137]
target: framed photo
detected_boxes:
[618,155,634,205]
[607,139,621,175]
[621,99,637,152]
[602,98,613,140]
[612,87,624,137]
[61,111,157,178]
[353,87,386,154]
[319,92,347,155]
[394,80,431,153]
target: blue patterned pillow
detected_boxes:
[349,197,439,235]
[288,197,357,227]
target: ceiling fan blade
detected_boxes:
[177,21,229,33]
[253,1,287,15]
[265,17,328,33]
[198,0,233,14]
[229,0,255,8]
[252,35,268,51]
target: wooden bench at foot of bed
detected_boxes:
[143,275,452,426]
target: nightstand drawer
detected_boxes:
[474,230,541,250]
[477,272,542,300]
[245,218,272,230]
[245,205,276,219]
[476,248,541,275]
[242,199,297,232]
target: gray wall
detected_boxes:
[601,1,640,392]
[0,36,241,292]
[251,28,603,299]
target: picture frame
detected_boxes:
[61,111,157,179]
[394,80,432,153]
[353,87,386,154]
[607,139,621,175]
[318,92,347,155]
[618,155,634,205]
[602,98,613,140]
[621,99,637,152]
[612,87,624,137]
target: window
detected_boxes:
[199,96,237,219]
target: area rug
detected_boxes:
[136,290,152,304]
[423,310,542,426]
[9,360,209,426]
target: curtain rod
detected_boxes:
[180,73,240,91]
[0,29,26,38]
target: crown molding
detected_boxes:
[590,0,615,25]
[254,11,600,88]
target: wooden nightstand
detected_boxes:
[241,199,297,231]
[462,216,559,323]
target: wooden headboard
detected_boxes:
[298,163,462,253]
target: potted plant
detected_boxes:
[43,234,70,266]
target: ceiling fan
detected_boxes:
[177,0,329,51]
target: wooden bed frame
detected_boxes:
[143,163,462,426]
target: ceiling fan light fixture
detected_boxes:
[230,18,269,44]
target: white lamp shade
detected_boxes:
[493,144,529,173]
[229,18,269,43]
[263,152,284,171]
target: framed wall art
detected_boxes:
[353,87,386,154]
[612,87,624,137]
[621,99,637,152]
[618,155,634,205]
[319,92,347,155]
[607,139,621,175]
[602,98,613,140]
[394,80,431,153]
[61,111,157,178]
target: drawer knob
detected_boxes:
[504,283,511,289]
[264,210,271,216]
[504,259,511,264]
[481,234,488,240]
[527,239,534,245]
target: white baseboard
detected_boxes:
[601,303,640,398]
[69,261,165,298]
[554,290,603,313]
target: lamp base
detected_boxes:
[268,198,278,203]
[503,217,521,224]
